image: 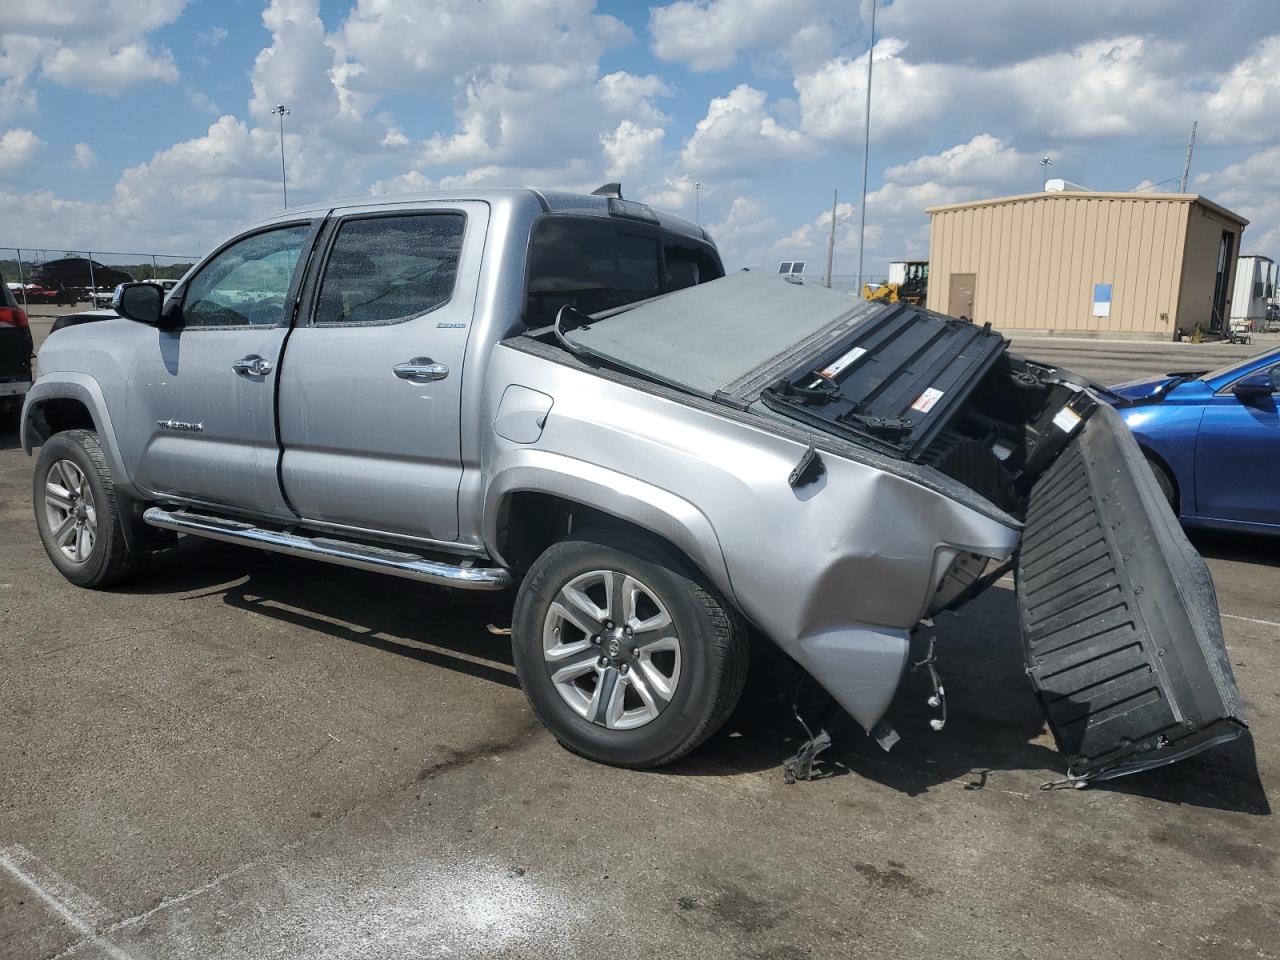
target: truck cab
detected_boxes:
[26,189,720,549]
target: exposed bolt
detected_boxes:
[624,626,632,634]
[598,657,608,667]
[619,662,629,674]
[605,621,613,629]
[591,635,600,645]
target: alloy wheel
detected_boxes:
[541,569,682,730]
[44,459,97,563]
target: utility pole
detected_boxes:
[855,0,876,294]
[1039,156,1054,190]
[824,189,838,289]
[272,104,290,208]
[693,181,702,225]
[1179,120,1198,193]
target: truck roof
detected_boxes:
[250,187,711,245]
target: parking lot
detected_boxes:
[2,323,1277,959]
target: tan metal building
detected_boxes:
[925,191,1248,339]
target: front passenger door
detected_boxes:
[1195,364,1280,525]
[127,222,317,517]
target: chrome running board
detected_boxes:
[142,507,513,591]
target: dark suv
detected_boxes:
[0,272,34,429]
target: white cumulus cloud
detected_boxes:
[71,141,95,169]
[0,127,44,172]
[682,84,813,177]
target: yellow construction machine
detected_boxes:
[862,260,928,305]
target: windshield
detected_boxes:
[1201,346,1280,384]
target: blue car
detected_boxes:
[1111,346,1280,534]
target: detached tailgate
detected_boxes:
[1017,403,1246,780]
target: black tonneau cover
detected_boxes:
[757,304,1007,459]
[555,272,890,403]
[556,273,1008,462]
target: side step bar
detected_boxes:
[142,507,513,591]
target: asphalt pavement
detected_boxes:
[1,329,1277,959]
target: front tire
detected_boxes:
[511,529,748,768]
[1146,456,1178,513]
[33,429,148,588]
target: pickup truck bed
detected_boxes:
[539,273,1247,780]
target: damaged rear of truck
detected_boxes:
[494,271,1245,782]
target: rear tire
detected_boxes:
[511,528,748,768]
[33,429,148,588]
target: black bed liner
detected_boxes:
[758,304,1008,460]
[1016,403,1246,780]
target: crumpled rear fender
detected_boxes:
[483,447,735,600]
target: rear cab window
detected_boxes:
[524,215,723,325]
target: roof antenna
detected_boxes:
[591,182,622,198]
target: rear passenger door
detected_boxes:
[277,203,487,543]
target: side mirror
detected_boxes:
[114,282,163,326]
[1232,370,1276,400]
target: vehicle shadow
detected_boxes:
[672,588,1271,815]
[120,538,1269,813]
[121,536,518,689]
[1190,528,1280,569]
[0,427,20,452]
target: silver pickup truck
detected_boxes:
[22,187,1245,782]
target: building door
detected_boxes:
[947,273,976,319]
[1211,230,1234,332]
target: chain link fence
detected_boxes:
[1,246,201,310]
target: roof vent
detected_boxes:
[591,182,623,198]
[1045,178,1092,193]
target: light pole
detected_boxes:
[855,0,876,295]
[693,181,702,225]
[272,104,290,208]
[1039,155,1054,191]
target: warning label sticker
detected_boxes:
[818,346,867,379]
[910,386,945,413]
[1052,406,1083,433]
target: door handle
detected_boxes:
[231,355,273,377]
[394,358,449,382]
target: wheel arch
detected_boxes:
[484,453,737,608]
[22,375,136,498]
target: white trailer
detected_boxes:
[1230,254,1275,331]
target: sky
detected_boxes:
[1,0,1278,277]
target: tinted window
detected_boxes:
[314,214,464,326]
[183,225,311,328]
[664,240,723,292]
[525,217,661,324]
